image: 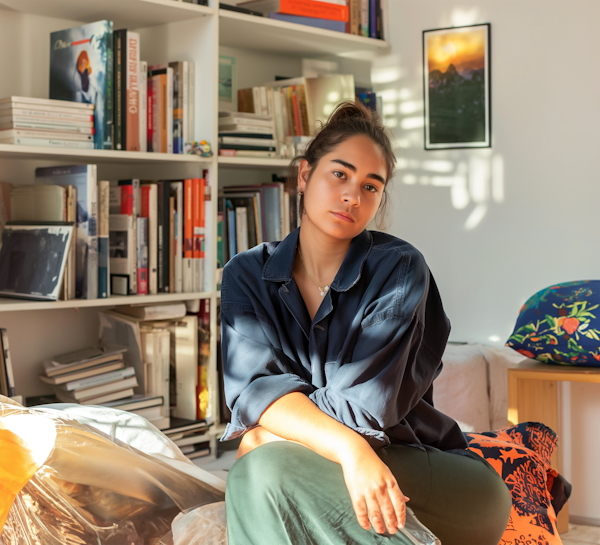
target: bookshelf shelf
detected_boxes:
[0,144,215,165]
[217,155,290,169]
[0,0,214,29]
[219,9,389,58]
[0,292,213,313]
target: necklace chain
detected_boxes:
[297,245,330,297]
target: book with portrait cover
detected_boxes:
[49,20,113,150]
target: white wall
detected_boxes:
[379,0,600,521]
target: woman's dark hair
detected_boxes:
[290,100,396,230]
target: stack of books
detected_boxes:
[218,112,277,158]
[163,417,213,460]
[103,394,167,428]
[39,347,137,405]
[0,97,95,150]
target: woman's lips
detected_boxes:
[331,212,354,223]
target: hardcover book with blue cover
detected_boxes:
[49,20,113,150]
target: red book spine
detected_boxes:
[291,86,302,137]
[184,179,193,258]
[141,185,150,218]
[200,177,206,259]
[192,178,203,258]
[120,185,134,215]
[147,76,153,152]
[279,0,349,22]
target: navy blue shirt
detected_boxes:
[220,228,468,452]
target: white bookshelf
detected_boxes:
[0,0,387,450]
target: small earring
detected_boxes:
[298,190,304,196]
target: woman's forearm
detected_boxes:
[255,391,374,466]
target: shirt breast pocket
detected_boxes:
[324,361,339,384]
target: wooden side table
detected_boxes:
[507,361,600,535]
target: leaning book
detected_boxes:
[0,224,73,301]
[49,20,113,150]
[35,165,98,299]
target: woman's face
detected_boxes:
[298,134,387,241]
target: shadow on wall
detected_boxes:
[372,8,504,231]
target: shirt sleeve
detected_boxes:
[308,251,450,449]
[219,262,316,442]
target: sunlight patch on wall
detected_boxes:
[450,8,481,27]
[465,204,488,230]
[488,335,501,343]
[401,116,424,129]
[399,100,422,115]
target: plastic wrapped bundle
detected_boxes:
[0,401,225,545]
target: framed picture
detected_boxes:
[218,55,237,110]
[423,23,491,150]
[0,224,73,301]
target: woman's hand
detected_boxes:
[340,446,410,535]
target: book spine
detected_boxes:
[139,61,147,152]
[159,74,167,153]
[0,129,94,141]
[369,0,376,38]
[279,0,349,21]
[360,0,369,36]
[172,181,183,293]
[98,180,110,298]
[227,206,236,258]
[216,211,224,269]
[137,216,148,294]
[169,195,175,292]
[126,31,140,151]
[235,207,248,253]
[114,29,125,150]
[105,22,114,150]
[182,61,189,151]
[170,62,183,154]
[268,12,346,32]
[157,182,170,292]
[67,185,77,299]
[1,330,15,398]
[147,71,153,152]
[291,86,302,136]
[166,67,174,153]
[202,169,211,293]
[183,179,193,292]
[4,108,94,121]
[87,165,99,299]
[151,76,161,153]
[0,137,94,149]
[188,61,195,143]
[192,178,203,292]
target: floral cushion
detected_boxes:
[506,280,600,365]
[466,422,571,545]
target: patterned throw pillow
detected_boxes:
[466,422,571,545]
[506,280,600,365]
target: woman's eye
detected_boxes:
[364,184,378,193]
[333,170,345,179]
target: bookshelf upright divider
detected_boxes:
[0,0,388,450]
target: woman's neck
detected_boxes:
[296,222,352,287]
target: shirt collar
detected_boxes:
[262,228,373,292]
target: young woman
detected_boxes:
[219,102,512,545]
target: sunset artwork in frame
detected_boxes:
[423,24,491,150]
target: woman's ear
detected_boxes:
[297,159,310,193]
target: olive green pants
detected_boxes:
[225,441,512,545]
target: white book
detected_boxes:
[2,137,94,149]
[35,165,98,299]
[260,87,268,116]
[219,136,277,147]
[64,387,135,405]
[0,96,94,110]
[114,302,186,321]
[217,123,274,134]
[130,404,162,420]
[218,116,273,128]
[109,214,136,294]
[0,116,93,128]
[235,207,249,253]
[173,315,198,420]
[141,327,171,419]
[55,366,136,392]
[171,181,183,293]
[148,415,170,430]
[2,107,94,122]
[139,61,148,153]
[0,128,93,141]
[58,376,139,401]
[166,67,174,154]
[182,61,189,148]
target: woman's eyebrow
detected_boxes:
[331,159,385,184]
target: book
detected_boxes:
[0,128,93,142]
[157,181,171,292]
[137,216,149,294]
[163,416,209,436]
[57,387,135,405]
[109,214,136,295]
[218,123,274,134]
[202,168,212,294]
[43,346,127,377]
[129,405,163,420]
[0,96,94,111]
[183,179,193,292]
[40,360,126,385]
[113,29,124,151]
[0,117,94,131]
[114,302,187,321]
[0,329,15,397]
[126,31,141,151]
[169,62,187,154]
[35,165,99,300]
[0,106,94,121]
[268,12,346,31]
[169,194,175,293]
[148,65,174,153]
[170,181,183,293]
[56,375,138,401]
[192,178,204,293]
[0,224,74,301]
[173,431,210,448]
[0,137,95,149]
[218,149,278,158]
[140,326,171,421]
[238,0,349,21]
[188,61,196,143]
[141,183,158,294]
[54,366,136,392]
[49,20,113,149]
[98,180,110,298]
[218,136,277,147]
[185,445,211,459]
[235,206,249,253]
[195,298,211,421]
[102,393,163,411]
[172,315,198,420]
[10,185,66,223]
[139,61,148,152]
[360,0,369,36]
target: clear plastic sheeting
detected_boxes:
[403,507,442,545]
[172,502,227,545]
[0,402,225,545]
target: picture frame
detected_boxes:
[0,223,73,301]
[218,55,237,111]
[423,23,491,150]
